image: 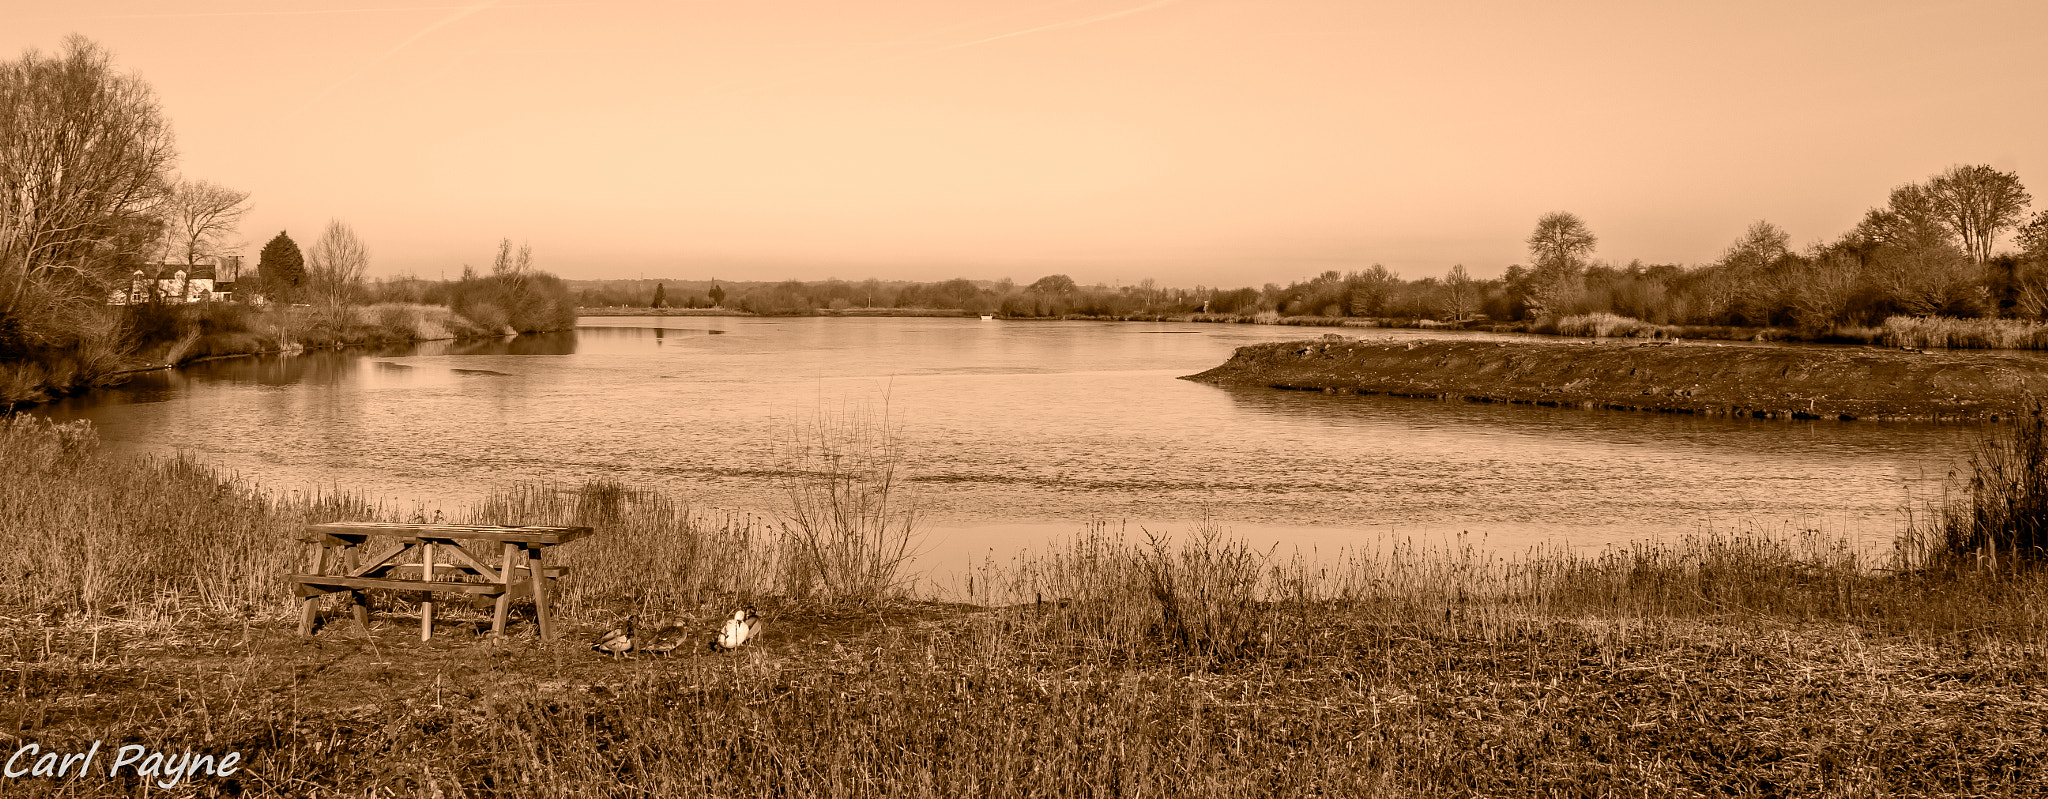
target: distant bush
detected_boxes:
[1882,315,2048,350]
[738,282,817,316]
[449,271,577,333]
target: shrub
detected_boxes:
[773,403,924,605]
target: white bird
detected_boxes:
[710,607,764,652]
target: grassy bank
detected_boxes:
[5,415,2048,795]
[1187,337,2048,421]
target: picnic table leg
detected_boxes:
[492,542,516,636]
[344,545,369,631]
[298,542,329,636]
[420,541,436,642]
[527,546,553,640]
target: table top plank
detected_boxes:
[305,522,595,545]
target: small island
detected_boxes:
[1184,337,2048,421]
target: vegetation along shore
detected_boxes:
[1185,337,2048,421]
[6,401,2048,795]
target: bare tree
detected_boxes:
[0,36,177,315]
[1527,212,1597,272]
[1854,183,1954,251]
[2019,210,2048,261]
[1721,221,1790,271]
[1788,252,1860,331]
[1524,212,1595,317]
[1925,164,2032,264]
[1870,243,1985,317]
[305,220,368,309]
[1437,264,1480,322]
[161,177,250,266]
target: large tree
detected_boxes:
[1721,220,1791,272]
[0,36,177,315]
[1924,164,2032,263]
[306,220,368,308]
[1854,183,1954,251]
[1716,220,1795,326]
[1526,211,1597,273]
[256,230,305,303]
[161,177,250,266]
[1524,212,1596,317]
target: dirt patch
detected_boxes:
[1183,338,2048,421]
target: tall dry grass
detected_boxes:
[0,415,777,622]
[1882,314,2048,350]
[467,480,777,617]
[1900,394,2048,578]
[773,402,925,605]
[0,414,370,616]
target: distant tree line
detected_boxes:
[595,165,2042,333]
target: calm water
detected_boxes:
[36,317,1979,573]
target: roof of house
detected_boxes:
[133,264,218,281]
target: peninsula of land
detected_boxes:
[1184,338,2048,421]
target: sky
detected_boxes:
[6,0,2046,286]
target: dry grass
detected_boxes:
[773,402,925,606]
[1899,394,2048,576]
[1552,312,1683,339]
[1883,315,2048,350]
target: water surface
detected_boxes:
[37,317,1977,573]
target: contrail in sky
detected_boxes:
[707,0,1185,99]
[296,0,504,111]
[913,0,1182,57]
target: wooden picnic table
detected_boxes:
[290,522,594,641]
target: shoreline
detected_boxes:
[1184,337,2048,421]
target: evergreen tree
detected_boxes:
[708,283,726,307]
[652,283,667,308]
[256,230,305,303]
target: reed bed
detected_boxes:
[1550,312,1683,339]
[1882,314,2048,350]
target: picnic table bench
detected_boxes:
[290,522,593,641]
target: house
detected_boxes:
[107,256,244,304]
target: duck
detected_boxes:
[709,607,764,652]
[638,617,695,654]
[591,617,636,655]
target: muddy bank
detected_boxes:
[1183,338,2048,421]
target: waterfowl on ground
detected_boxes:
[639,618,695,654]
[709,607,763,652]
[591,617,635,655]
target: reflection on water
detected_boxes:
[33,318,1976,572]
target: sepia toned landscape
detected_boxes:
[7,2,2048,796]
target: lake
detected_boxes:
[35,316,1978,579]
